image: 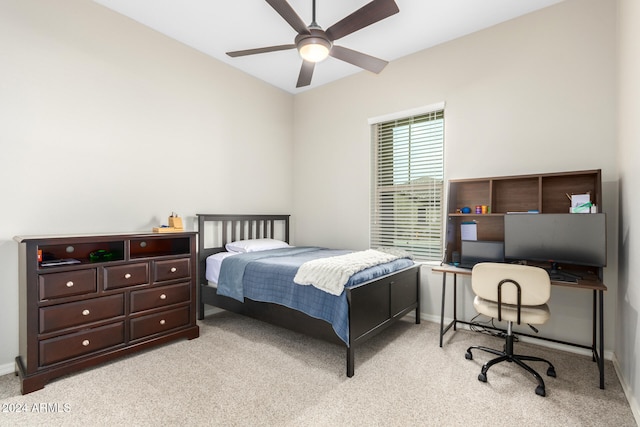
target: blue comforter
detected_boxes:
[216,247,414,345]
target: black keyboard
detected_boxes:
[548,272,579,283]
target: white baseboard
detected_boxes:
[0,362,15,377]
[203,306,223,317]
[612,354,640,426]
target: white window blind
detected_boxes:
[371,109,444,262]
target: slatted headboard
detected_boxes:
[196,214,290,286]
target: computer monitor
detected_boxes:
[504,213,606,267]
[460,240,504,268]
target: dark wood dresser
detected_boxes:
[14,232,200,394]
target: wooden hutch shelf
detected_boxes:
[444,169,602,263]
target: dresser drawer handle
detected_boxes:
[66,281,74,288]
[160,294,167,300]
[159,319,166,325]
[82,339,90,347]
[170,267,177,273]
[124,273,132,279]
[82,309,90,316]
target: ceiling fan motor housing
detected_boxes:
[296,28,332,62]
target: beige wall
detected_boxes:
[0,0,294,371]
[292,0,618,370]
[2,0,638,417]
[617,0,640,418]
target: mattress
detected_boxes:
[205,251,238,284]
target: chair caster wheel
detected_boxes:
[465,351,473,360]
[478,373,487,382]
[547,367,556,378]
[535,385,546,397]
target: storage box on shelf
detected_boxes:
[14,232,199,394]
[445,169,602,264]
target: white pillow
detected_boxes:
[225,238,291,253]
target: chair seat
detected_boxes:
[474,296,550,325]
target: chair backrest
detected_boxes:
[471,263,551,306]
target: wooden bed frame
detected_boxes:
[196,214,421,377]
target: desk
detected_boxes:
[433,264,606,389]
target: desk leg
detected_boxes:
[453,274,458,331]
[439,273,447,347]
[439,272,461,347]
[599,289,605,389]
[592,290,597,363]
[592,289,605,389]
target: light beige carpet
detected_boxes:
[0,312,636,426]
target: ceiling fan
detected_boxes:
[226,0,399,88]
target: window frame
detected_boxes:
[369,103,445,263]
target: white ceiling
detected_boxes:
[92,0,563,94]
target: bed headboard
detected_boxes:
[196,214,290,285]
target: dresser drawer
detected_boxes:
[39,269,96,301]
[103,263,149,290]
[153,258,190,282]
[39,322,125,366]
[39,294,124,334]
[130,282,190,313]
[130,306,190,341]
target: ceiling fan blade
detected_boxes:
[266,0,310,35]
[325,0,399,41]
[330,45,388,74]
[296,60,315,88]
[226,44,296,57]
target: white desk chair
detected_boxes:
[465,262,556,396]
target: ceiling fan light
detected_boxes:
[298,37,331,62]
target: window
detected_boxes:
[370,107,445,262]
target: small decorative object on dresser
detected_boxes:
[14,232,199,394]
[153,212,185,233]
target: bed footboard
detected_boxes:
[346,264,421,376]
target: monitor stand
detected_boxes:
[546,262,581,282]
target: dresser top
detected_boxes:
[14,231,196,243]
